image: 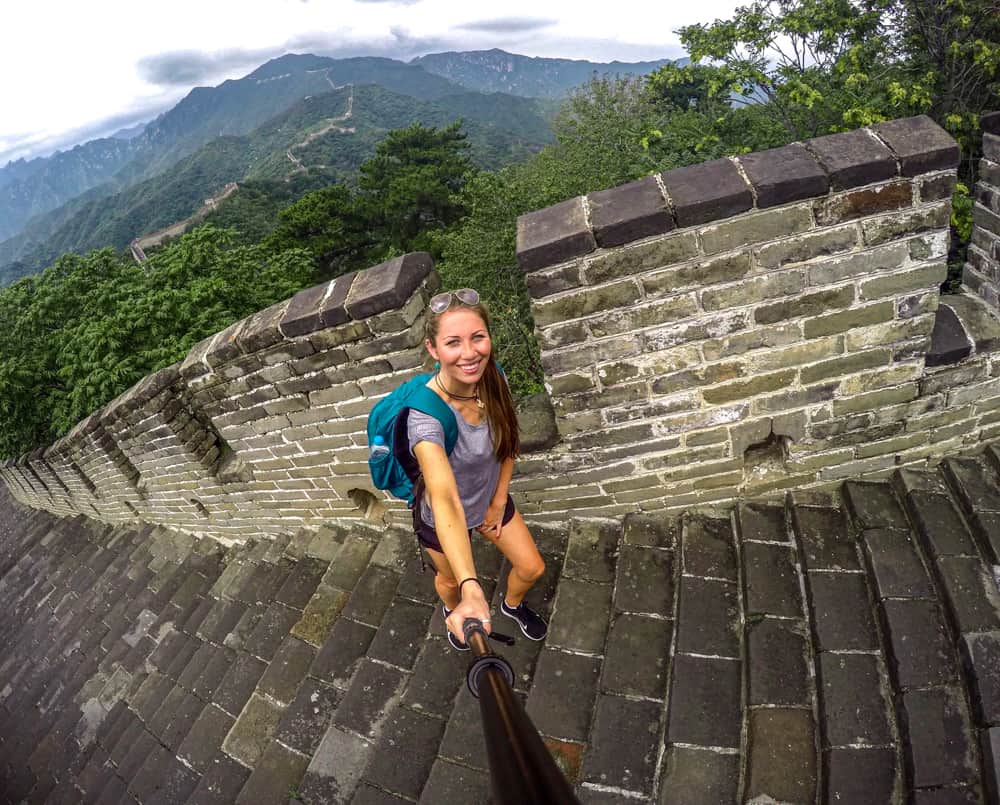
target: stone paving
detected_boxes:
[2,449,1000,804]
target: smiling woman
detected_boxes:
[408,288,548,651]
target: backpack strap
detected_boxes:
[390,385,459,487]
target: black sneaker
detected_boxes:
[442,605,469,651]
[500,599,547,641]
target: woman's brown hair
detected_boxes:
[425,298,520,462]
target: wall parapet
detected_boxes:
[510,113,1000,520]
[963,112,1000,309]
[7,114,1000,538]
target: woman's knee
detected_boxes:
[516,555,546,584]
[435,572,459,594]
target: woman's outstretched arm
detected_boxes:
[413,440,491,635]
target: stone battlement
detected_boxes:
[4,114,1000,541]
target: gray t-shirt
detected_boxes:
[407,405,501,530]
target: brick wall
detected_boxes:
[964,111,1000,307]
[1,253,439,542]
[6,113,1000,539]
[514,114,1000,521]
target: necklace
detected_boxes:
[435,372,485,409]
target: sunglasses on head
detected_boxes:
[429,288,480,314]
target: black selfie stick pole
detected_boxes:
[463,618,581,805]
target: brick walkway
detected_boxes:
[2,450,1000,803]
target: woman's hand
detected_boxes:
[477,498,506,539]
[446,579,492,643]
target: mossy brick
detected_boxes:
[800,347,889,384]
[517,197,595,273]
[807,241,909,286]
[806,128,897,190]
[587,293,698,337]
[804,301,894,339]
[745,709,818,804]
[860,263,947,301]
[587,175,674,248]
[755,286,856,326]
[702,271,805,312]
[660,157,753,226]
[700,205,813,255]
[739,142,828,207]
[343,253,432,319]
[584,230,699,284]
[222,692,284,766]
[642,251,752,297]
[306,319,371,351]
[870,115,959,175]
[756,225,858,270]
[972,204,1000,238]
[846,314,934,351]
[525,260,584,299]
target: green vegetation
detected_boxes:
[1,0,998,458]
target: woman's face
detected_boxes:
[427,308,492,387]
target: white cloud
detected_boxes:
[0,0,744,165]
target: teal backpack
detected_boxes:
[366,372,458,505]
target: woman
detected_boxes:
[408,288,547,650]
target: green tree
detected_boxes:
[358,122,474,255]
[263,185,372,281]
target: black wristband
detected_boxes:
[459,577,481,596]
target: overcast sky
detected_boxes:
[0,0,744,166]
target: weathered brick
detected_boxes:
[702,271,805,312]
[805,301,896,339]
[587,175,674,247]
[862,202,951,245]
[747,617,810,706]
[872,115,960,176]
[702,369,796,405]
[739,143,829,208]
[801,348,890,384]
[755,286,855,326]
[745,709,817,804]
[807,128,897,190]
[881,599,957,690]
[808,573,879,651]
[643,251,752,297]
[818,652,892,747]
[660,157,753,226]
[901,686,978,788]
[815,180,914,226]
[859,262,947,302]
[645,312,750,352]
[667,654,742,747]
[541,335,643,375]
[584,230,700,284]
[700,205,813,255]
[807,241,909,286]
[517,197,596,273]
[525,260,584,299]
[587,293,698,337]
[755,226,858,269]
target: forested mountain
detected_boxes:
[0,137,139,241]
[0,83,552,284]
[412,49,676,98]
[0,54,470,254]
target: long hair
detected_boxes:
[425,299,520,462]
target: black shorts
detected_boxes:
[413,494,517,553]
